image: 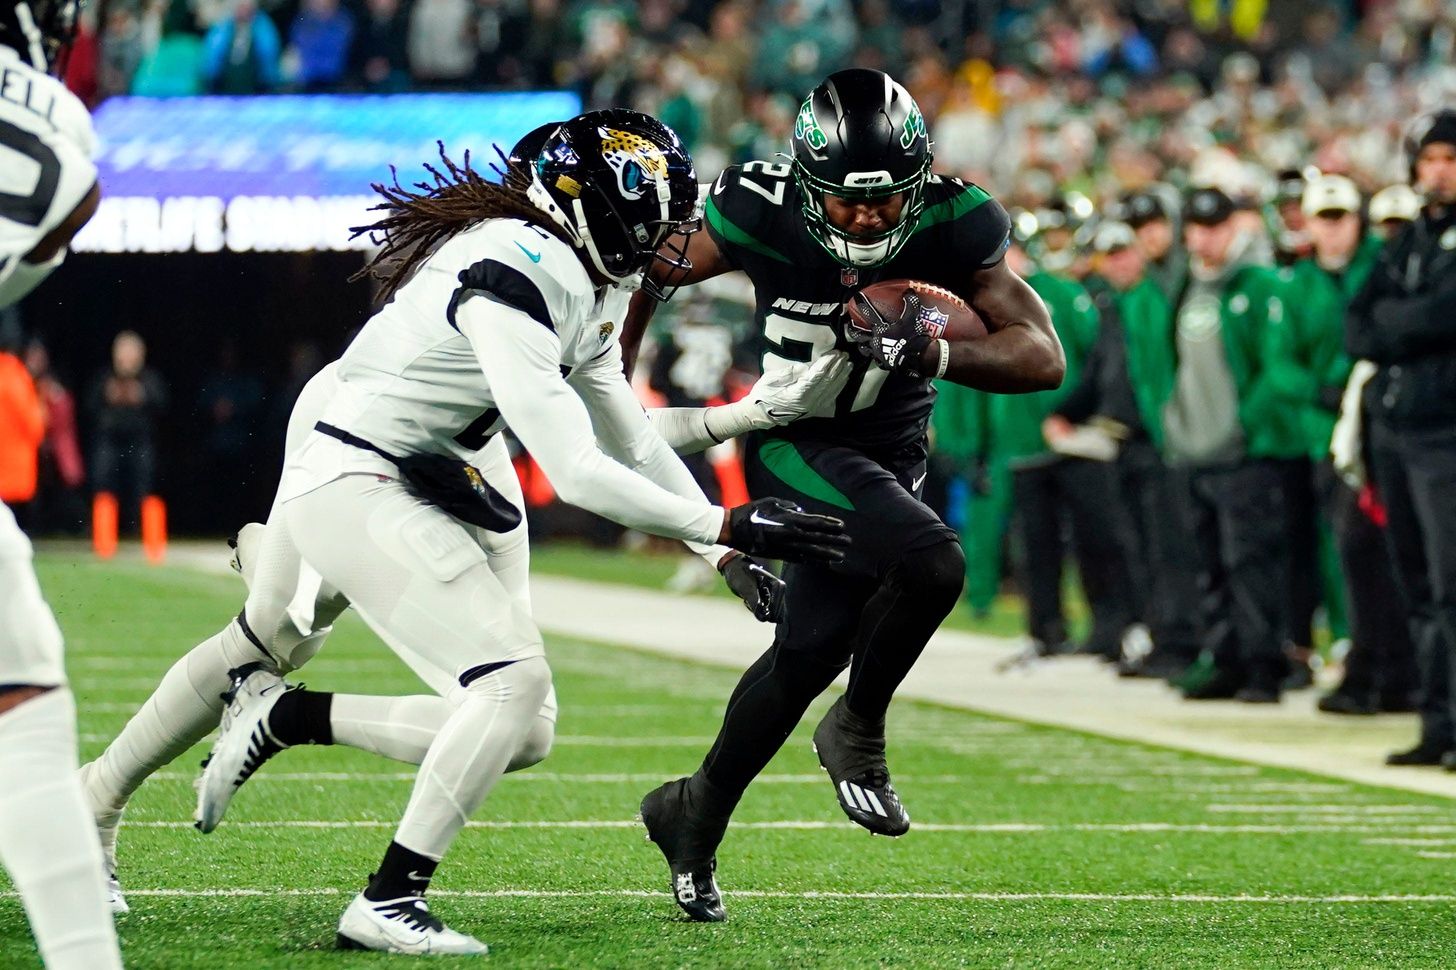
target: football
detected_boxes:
[844,279,988,342]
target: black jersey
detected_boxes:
[702,160,1012,452]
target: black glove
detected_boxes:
[847,291,935,376]
[720,553,786,622]
[727,497,850,564]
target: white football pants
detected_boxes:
[0,501,121,968]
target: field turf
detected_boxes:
[1,551,1451,968]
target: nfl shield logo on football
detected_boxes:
[916,304,950,339]
[841,267,859,287]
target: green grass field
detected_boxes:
[3,552,1452,968]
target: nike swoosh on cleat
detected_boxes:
[514,241,542,263]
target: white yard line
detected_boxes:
[1205,804,1452,815]
[10,887,1456,904]
[1364,838,1456,846]
[118,819,1456,834]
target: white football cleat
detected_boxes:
[105,870,129,916]
[336,893,488,955]
[194,662,287,833]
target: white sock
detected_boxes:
[0,689,121,970]
[331,691,554,771]
[393,657,552,860]
[82,618,270,819]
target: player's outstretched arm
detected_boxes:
[567,343,792,620]
[941,260,1065,393]
[621,224,735,378]
[466,302,849,564]
[647,352,852,455]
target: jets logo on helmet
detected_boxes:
[794,98,829,153]
[900,105,926,150]
[526,109,700,301]
[790,69,934,269]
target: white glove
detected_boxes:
[648,352,853,455]
[743,351,853,426]
[1330,360,1377,489]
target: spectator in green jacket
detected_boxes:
[999,236,1135,659]
[1125,186,1301,702]
[1270,175,1417,716]
[1051,222,1201,680]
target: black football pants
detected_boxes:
[1368,419,1456,748]
[1010,457,1136,656]
[1315,460,1417,703]
[1118,441,1201,661]
[1175,460,1290,691]
[694,434,963,805]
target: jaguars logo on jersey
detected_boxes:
[599,127,669,202]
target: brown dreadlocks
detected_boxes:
[350,143,575,305]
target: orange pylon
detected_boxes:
[141,495,167,563]
[92,492,118,559]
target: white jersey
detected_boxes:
[0,47,96,268]
[282,217,726,551]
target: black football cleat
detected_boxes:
[812,696,910,837]
[639,778,729,923]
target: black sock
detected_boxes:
[364,841,438,901]
[265,689,334,747]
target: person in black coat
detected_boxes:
[1347,109,1456,767]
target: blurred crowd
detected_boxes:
[66,0,1456,188]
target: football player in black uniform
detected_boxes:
[621,68,1063,921]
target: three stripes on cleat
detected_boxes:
[838,779,890,818]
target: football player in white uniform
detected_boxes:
[0,1,122,966]
[117,111,845,954]
[78,123,849,927]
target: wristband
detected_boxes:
[932,339,950,380]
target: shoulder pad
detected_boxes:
[445,219,592,333]
[917,179,1010,269]
[703,162,796,265]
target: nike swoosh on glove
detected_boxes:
[747,352,854,424]
[719,553,787,622]
[727,498,850,564]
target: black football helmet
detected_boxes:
[790,68,932,268]
[0,0,79,71]
[508,122,562,168]
[527,108,699,299]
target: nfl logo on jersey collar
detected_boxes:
[841,267,859,287]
